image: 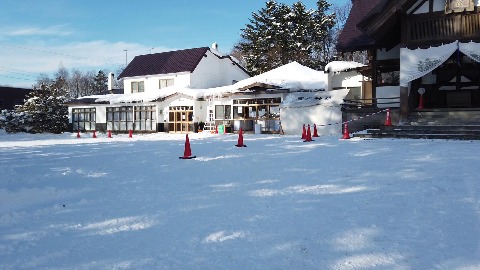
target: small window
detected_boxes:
[159,79,174,89]
[131,81,145,93]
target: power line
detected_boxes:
[0,74,36,82]
[0,42,121,66]
[0,67,39,78]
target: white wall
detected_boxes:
[191,50,249,89]
[280,89,349,136]
[221,58,250,86]
[280,106,342,136]
[328,72,363,91]
[123,72,191,94]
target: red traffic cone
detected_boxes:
[215,125,218,134]
[107,130,112,138]
[341,122,351,140]
[179,134,196,159]
[128,129,133,138]
[76,130,81,138]
[92,130,97,138]
[384,108,392,126]
[313,124,319,137]
[301,124,306,140]
[304,124,314,142]
[417,95,424,110]
[235,128,247,147]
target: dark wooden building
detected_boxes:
[337,0,480,133]
[0,86,33,110]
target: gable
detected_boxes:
[336,0,384,52]
[118,47,209,79]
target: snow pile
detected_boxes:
[1,132,479,269]
[325,61,365,73]
[233,61,325,91]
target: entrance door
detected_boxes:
[168,106,193,133]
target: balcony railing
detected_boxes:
[407,13,480,45]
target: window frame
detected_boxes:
[72,108,96,131]
[159,78,174,89]
[131,81,145,93]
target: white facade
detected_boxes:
[123,50,249,94]
[69,45,250,133]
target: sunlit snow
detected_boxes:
[1,130,479,269]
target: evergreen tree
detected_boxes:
[237,0,282,75]
[15,79,69,134]
[235,0,336,75]
[93,70,108,94]
[289,2,314,66]
[310,0,336,69]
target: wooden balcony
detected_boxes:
[407,13,480,46]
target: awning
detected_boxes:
[459,41,480,63]
[400,41,458,87]
[400,41,480,87]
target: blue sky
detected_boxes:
[0,0,347,88]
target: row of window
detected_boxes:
[215,103,281,120]
[131,79,174,93]
[72,98,282,131]
[72,106,156,131]
[72,108,96,131]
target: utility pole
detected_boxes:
[123,49,128,66]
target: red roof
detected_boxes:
[118,47,209,78]
[336,0,383,52]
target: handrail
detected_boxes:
[342,97,400,109]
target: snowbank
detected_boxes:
[325,61,365,73]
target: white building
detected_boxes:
[68,45,357,136]
[68,44,250,133]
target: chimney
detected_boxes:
[108,72,114,91]
[211,42,218,51]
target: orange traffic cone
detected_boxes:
[304,124,314,142]
[313,124,319,137]
[76,130,81,138]
[128,129,133,138]
[384,108,392,126]
[179,134,196,159]
[301,124,306,140]
[107,130,112,138]
[92,130,97,138]
[215,125,218,134]
[341,122,351,140]
[235,128,247,147]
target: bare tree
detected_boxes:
[332,1,368,64]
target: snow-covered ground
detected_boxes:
[1,131,479,269]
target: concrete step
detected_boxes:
[354,124,480,140]
[379,125,480,131]
[355,132,480,140]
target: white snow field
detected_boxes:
[1,131,479,269]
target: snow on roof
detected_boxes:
[79,62,326,104]
[324,61,365,73]
[234,61,325,91]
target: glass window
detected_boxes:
[159,79,174,89]
[131,81,145,93]
[72,108,96,131]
